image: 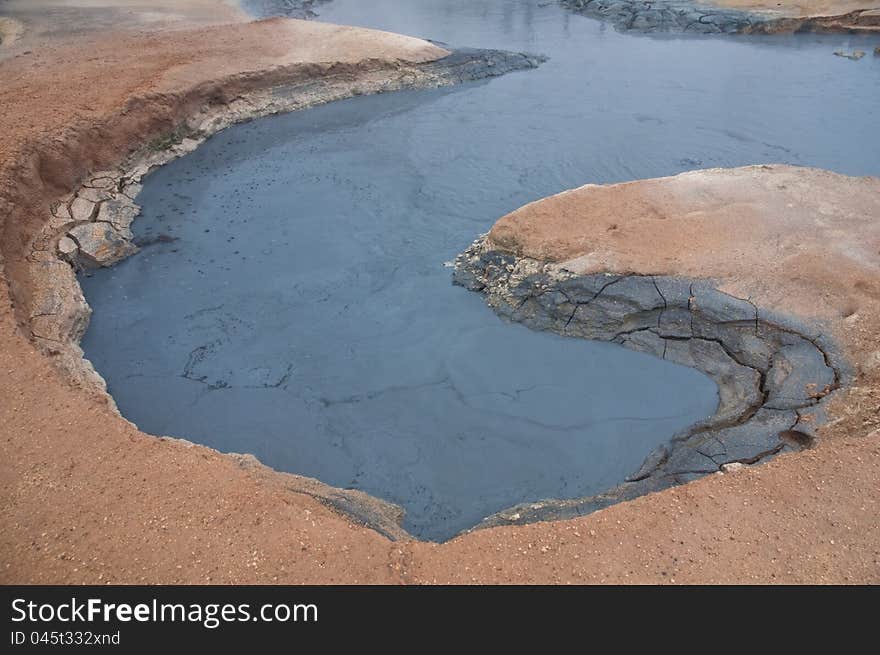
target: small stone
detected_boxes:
[67,222,136,267]
[57,236,78,259]
[121,181,143,200]
[833,50,865,61]
[96,198,139,233]
[84,174,118,190]
[77,186,114,203]
[50,202,71,221]
[28,259,90,344]
[69,197,96,222]
[47,212,73,232]
[721,462,746,473]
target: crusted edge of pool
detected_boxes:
[23,47,544,542]
[558,0,880,34]
[451,234,851,532]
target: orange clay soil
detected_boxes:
[1,2,879,584]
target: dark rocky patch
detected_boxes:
[421,48,547,84]
[560,0,772,33]
[240,0,333,20]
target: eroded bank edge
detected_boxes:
[559,1,880,34]
[21,48,543,543]
[452,234,851,532]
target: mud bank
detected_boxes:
[560,0,880,33]
[454,235,844,529]
[20,45,542,539]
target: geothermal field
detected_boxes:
[1,0,878,589]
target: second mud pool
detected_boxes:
[79,0,880,540]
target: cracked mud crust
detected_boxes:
[559,0,880,34]
[442,163,880,552]
[453,236,847,530]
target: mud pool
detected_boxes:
[80,1,880,540]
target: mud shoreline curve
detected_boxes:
[25,26,853,541]
[17,45,542,541]
[454,231,848,530]
[443,162,880,556]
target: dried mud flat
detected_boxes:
[1,1,879,584]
